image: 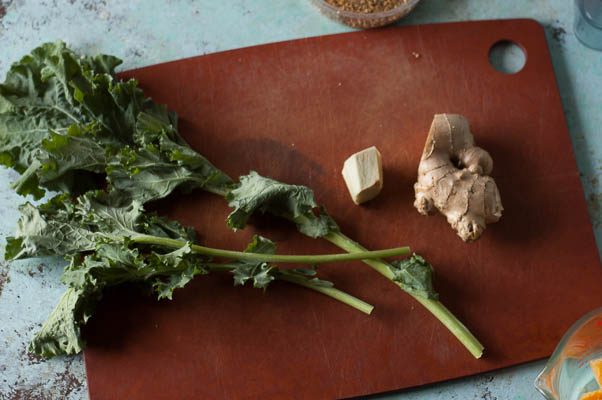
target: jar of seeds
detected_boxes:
[312,0,421,28]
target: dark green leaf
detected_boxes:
[152,263,206,300]
[390,254,438,300]
[229,235,276,289]
[6,195,97,259]
[29,287,101,358]
[149,243,209,300]
[0,42,113,197]
[47,241,208,356]
[4,236,25,261]
[106,130,232,203]
[107,143,223,203]
[6,191,154,259]
[243,234,276,254]
[0,110,69,174]
[140,213,196,242]
[226,171,338,238]
[1,41,232,201]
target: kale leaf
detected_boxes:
[28,287,100,358]
[226,171,338,238]
[6,191,151,259]
[390,254,438,300]
[0,41,231,200]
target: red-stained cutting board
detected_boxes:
[83,20,602,399]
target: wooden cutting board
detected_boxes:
[83,19,602,399]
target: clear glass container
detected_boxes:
[574,0,602,50]
[311,0,421,29]
[535,307,602,400]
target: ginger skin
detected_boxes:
[414,114,503,241]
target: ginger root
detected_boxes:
[342,146,383,205]
[413,114,503,241]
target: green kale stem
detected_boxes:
[10,160,42,194]
[207,263,374,315]
[324,231,484,358]
[202,177,484,357]
[129,233,396,315]
[130,234,410,264]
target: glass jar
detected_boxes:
[535,307,602,400]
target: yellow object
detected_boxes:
[341,146,383,205]
[592,359,602,386]
[580,360,602,400]
[580,390,602,400]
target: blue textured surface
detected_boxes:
[0,1,600,399]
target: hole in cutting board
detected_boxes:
[488,40,526,74]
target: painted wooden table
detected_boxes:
[0,1,600,399]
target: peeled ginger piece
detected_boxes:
[341,146,383,205]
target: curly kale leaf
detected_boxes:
[4,191,193,260]
[226,171,338,238]
[5,194,101,259]
[226,235,334,290]
[106,140,232,203]
[229,235,277,289]
[32,241,208,357]
[389,254,438,300]
[0,42,133,197]
[0,41,232,200]
[28,287,100,358]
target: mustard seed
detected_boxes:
[324,0,408,14]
